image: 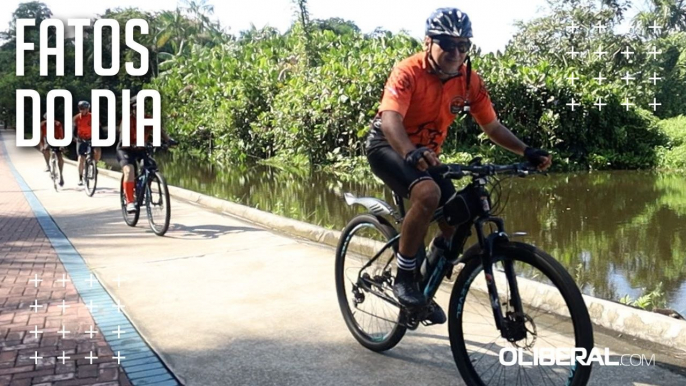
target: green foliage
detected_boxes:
[434,0,685,171]
[256,30,418,165]
[312,18,361,35]
[619,282,667,310]
[0,1,229,131]
[147,0,683,171]
[656,115,686,169]
[1,0,684,172]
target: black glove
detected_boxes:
[405,147,432,168]
[524,147,550,166]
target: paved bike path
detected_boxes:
[2,131,685,386]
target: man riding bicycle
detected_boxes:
[39,113,65,186]
[73,100,102,186]
[365,7,552,324]
[117,96,175,213]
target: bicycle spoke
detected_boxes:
[336,217,405,350]
[455,250,590,386]
[471,338,500,368]
[536,360,559,386]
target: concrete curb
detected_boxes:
[72,159,686,351]
[585,294,686,349]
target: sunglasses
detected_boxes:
[433,39,472,53]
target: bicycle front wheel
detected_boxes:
[335,214,406,352]
[448,242,593,386]
[146,172,170,236]
[84,158,97,196]
[50,156,59,191]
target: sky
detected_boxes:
[0,0,647,54]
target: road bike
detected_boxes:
[81,140,97,197]
[120,143,171,236]
[47,147,61,192]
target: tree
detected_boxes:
[0,1,52,46]
[312,18,360,35]
[633,0,686,38]
[0,2,54,131]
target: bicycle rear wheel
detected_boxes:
[448,242,593,386]
[84,158,97,196]
[335,214,406,352]
[146,172,170,236]
[120,176,139,227]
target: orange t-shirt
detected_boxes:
[378,52,497,154]
[74,112,94,140]
[40,120,64,141]
[121,114,153,147]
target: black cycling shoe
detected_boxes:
[423,300,447,325]
[393,273,426,307]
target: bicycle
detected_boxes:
[335,158,594,386]
[81,140,98,197]
[119,143,171,236]
[46,147,62,192]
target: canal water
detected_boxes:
[105,151,686,314]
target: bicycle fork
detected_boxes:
[474,217,527,342]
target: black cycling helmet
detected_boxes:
[425,8,473,38]
[424,8,475,106]
[77,100,90,109]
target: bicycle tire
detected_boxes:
[50,156,59,191]
[448,242,593,386]
[146,171,171,236]
[84,158,97,196]
[335,214,407,352]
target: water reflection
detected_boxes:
[107,153,686,313]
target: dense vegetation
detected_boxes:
[1,0,684,172]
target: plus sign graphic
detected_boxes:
[562,22,662,113]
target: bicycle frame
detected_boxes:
[133,147,160,207]
[49,148,60,166]
[80,140,93,159]
[49,148,60,189]
[357,176,525,337]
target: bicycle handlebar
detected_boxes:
[144,140,176,151]
[428,162,543,180]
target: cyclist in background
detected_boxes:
[117,96,175,213]
[73,100,102,186]
[38,113,65,186]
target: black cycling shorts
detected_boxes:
[116,148,146,168]
[77,140,96,156]
[41,144,61,153]
[366,143,456,207]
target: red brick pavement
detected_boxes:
[1,147,132,385]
